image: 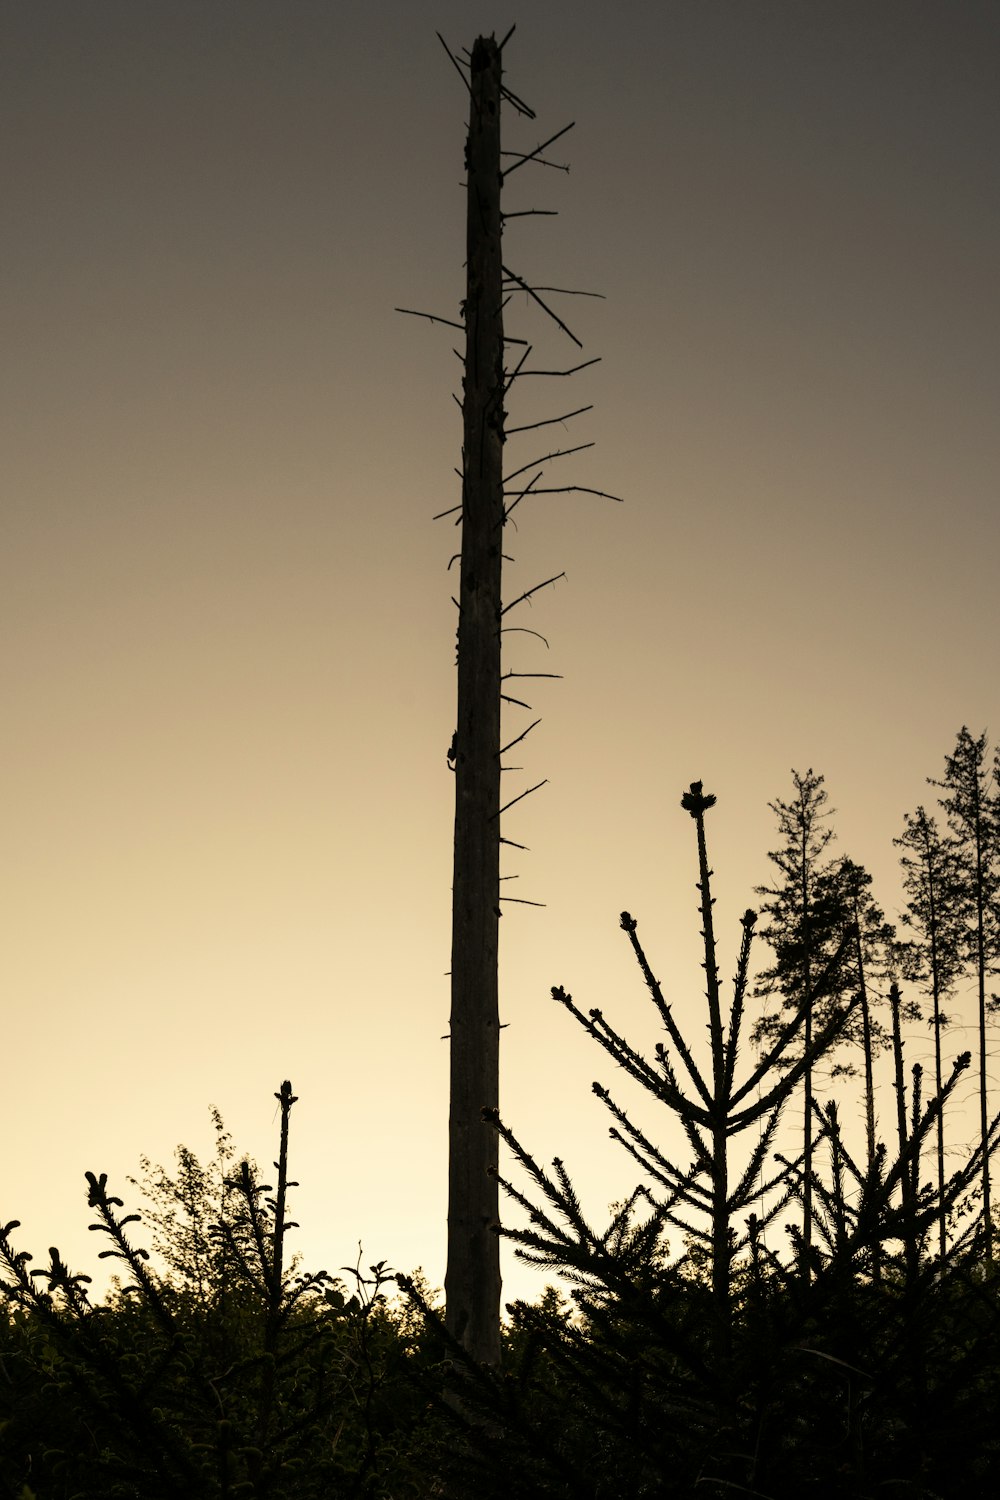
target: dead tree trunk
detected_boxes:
[445,34,504,1367]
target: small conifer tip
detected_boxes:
[681,781,717,817]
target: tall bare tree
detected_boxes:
[402,31,612,1364]
[445,34,505,1367]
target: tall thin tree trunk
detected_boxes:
[445,35,504,1366]
[889,983,920,1285]
[851,913,881,1280]
[972,798,992,1258]
[800,838,814,1268]
[935,730,996,1260]
[850,918,877,1173]
[928,899,948,1263]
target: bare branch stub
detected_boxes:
[446,33,504,1367]
[501,626,550,645]
[507,409,594,436]
[511,356,602,379]
[503,152,570,173]
[501,120,575,178]
[502,468,545,523]
[435,32,471,96]
[500,83,536,119]
[395,306,465,332]
[503,343,533,395]
[505,444,593,491]
[495,780,549,820]
[503,264,583,347]
[499,718,542,757]
[502,671,563,681]
[517,285,606,299]
[501,572,567,617]
[515,485,623,502]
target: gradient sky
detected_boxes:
[4,1,998,1307]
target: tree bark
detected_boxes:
[445,35,504,1366]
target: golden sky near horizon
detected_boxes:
[3,1,998,1306]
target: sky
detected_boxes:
[3,1,998,1309]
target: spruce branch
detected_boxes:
[730,931,857,1109]
[723,909,758,1099]
[553,987,708,1123]
[619,914,714,1110]
[86,1171,173,1329]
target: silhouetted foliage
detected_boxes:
[751,770,858,1260]
[0,1085,442,1499]
[838,855,897,1176]
[452,769,1000,1497]
[6,733,1000,1498]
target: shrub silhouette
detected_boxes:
[403,782,1000,1497]
[0,1083,440,1499]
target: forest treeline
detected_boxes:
[2,726,999,1498]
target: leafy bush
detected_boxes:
[0,1084,442,1499]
